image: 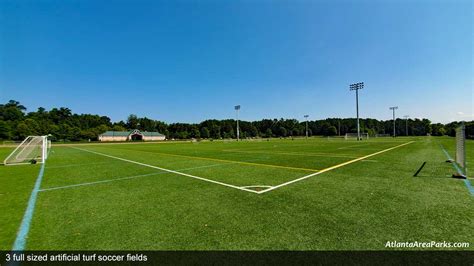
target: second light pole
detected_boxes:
[304,115,309,139]
[235,105,241,141]
[403,115,409,136]
[350,82,364,140]
[389,106,398,137]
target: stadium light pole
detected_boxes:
[304,115,309,139]
[403,115,409,136]
[389,106,398,137]
[350,82,364,140]
[338,120,341,136]
[235,105,241,141]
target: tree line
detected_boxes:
[0,100,472,141]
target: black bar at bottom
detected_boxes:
[1,251,473,266]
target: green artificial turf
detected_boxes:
[1,136,472,250]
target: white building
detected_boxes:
[98,129,166,141]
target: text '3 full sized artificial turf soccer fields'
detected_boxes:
[0,137,472,250]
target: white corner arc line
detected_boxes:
[240,185,273,189]
[71,147,259,194]
[257,141,415,194]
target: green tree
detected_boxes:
[249,125,258,137]
[0,121,11,139]
[278,126,287,137]
[95,125,110,136]
[0,100,26,121]
[112,125,127,131]
[201,127,210,138]
[265,128,273,138]
[191,127,201,138]
[327,126,337,136]
[24,118,40,135]
[16,122,32,139]
[438,127,446,136]
[80,129,97,141]
[127,114,139,129]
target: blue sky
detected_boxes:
[0,0,472,123]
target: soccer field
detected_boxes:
[1,136,473,250]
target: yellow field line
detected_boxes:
[258,141,415,194]
[101,147,319,172]
[222,149,360,158]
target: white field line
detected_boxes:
[241,185,273,189]
[257,141,415,194]
[71,147,259,194]
[340,147,387,150]
[39,162,235,192]
[46,162,111,169]
[337,143,372,149]
[39,172,162,191]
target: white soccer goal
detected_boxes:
[344,133,369,140]
[455,124,467,176]
[3,136,50,165]
[375,134,391,138]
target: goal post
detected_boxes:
[3,136,50,165]
[455,124,467,177]
[344,133,369,140]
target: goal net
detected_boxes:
[375,134,391,138]
[344,133,369,140]
[3,136,50,165]
[455,124,467,176]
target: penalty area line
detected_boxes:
[71,147,259,194]
[104,146,320,172]
[39,162,236,192]
[257,141,415,194]
[39,172,163,192]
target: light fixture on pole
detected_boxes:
[403,115,409,136]
[389,106,398,137]
[304,115,309,139]
[350,82,364,140]
[235,105,241,141]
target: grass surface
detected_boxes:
[1,136,472,250]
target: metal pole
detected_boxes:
[350,82,364,140]
[389,106,398,137]
[338,120,341,136]
[306,120,308,138]
[304,115,309,139]
[403,115,409,136]
[356,89,360,140]
[406,118,408,136]
[236,109,239,141]
[235,105,240,141]
[393,110,395,137]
